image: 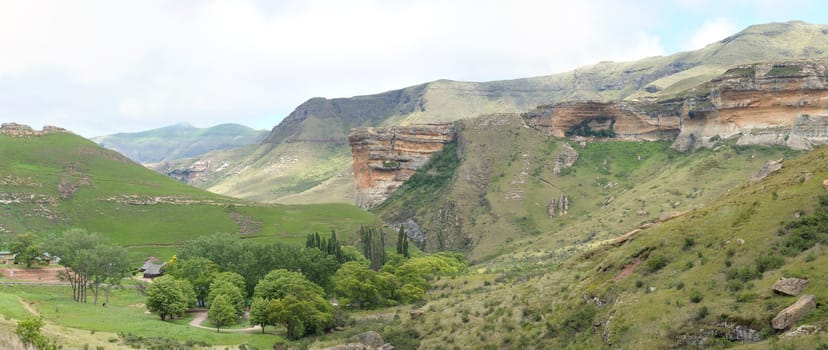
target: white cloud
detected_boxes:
[685,17,738,50]
[0,0,675,136]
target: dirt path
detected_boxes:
[17,296,39,316]
[187,310,262,333]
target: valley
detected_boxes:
[2,20,828,350]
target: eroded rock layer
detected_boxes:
[349,123,455,209]
[522,59,828,151]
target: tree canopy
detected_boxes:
[145,276,194,320]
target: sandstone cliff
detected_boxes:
[349,123,455,209]
[522,59,828,151]
[0,123,70,137]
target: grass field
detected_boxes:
[0,284,284,349]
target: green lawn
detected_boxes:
[0,284,284,349]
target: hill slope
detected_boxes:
[0,125,376,262]
[398,145,828,349]
[159,21,828,204]
[92,123,268,164]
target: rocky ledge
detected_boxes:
[0,123,70,137]
[522,59,828,151]
[349,123,455,209]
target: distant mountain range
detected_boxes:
[92,123,268,164]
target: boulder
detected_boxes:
[823,179,828,191]
[750,159,783,183]
[409,309,424,319]
[783,324,819,337]
[773,277,808,296]
[772,295,816,330]
[350,331,386,348]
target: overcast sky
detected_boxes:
[0,0,825,137]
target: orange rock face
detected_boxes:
[349,123,455,209]
[523,101,681,140]
[522,59,828,152]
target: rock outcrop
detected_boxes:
[751,159,783,183]
[349,123,456,209]
[773,277,808,296]
[521,59,828,152]
[321,331,394,350]
[547,194,569,217]
[0,123,70,137]
[772,295,816,330]
[522,101,682,140]
[552,143,579,175]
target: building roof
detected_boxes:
[139,259,166,276]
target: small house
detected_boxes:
[0,251,15,265]
[139,258,166,279]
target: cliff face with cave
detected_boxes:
[523,59,828,151]
[349,123,456,209]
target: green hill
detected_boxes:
[0,130,376,262]
[92,123,268,164]
[391,145,828,349]
[161,21,828,204]
[373,113,802,262]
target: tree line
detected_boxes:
[150,228,465,338]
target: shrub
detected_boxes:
[645,254,670,273]
[689,290,704,303]
[755,254,784,273]
[694,306,709,320]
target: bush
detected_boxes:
[694,306,709,320]
[689,290,704,303]
[755,254,784,273]
[645,254,670,273]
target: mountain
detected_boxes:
[0,123,376,262]
[157,21,828,204]
[92,123,268,164]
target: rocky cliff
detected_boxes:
[0,123,70,137]
[522,59,828,151]
[349,123,455,209]
[676,59,828,151]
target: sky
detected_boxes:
[0,0,826,137]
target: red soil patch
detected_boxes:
[2,267,63,282]
[613,258,641,281]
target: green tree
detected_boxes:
[207,280,244,315]
[88,243,130,306]
[15,316,57,350]
[208,295,236,332]
[9,233,42,268]
[249,297,271,333]
[360,226,385,271]
[212,271,247,298]
[396,226,409,258]
[44,229,99,302]
[267,295,333,339]
[165,256,219,307]
[332,261,382,308]
[255,269,334,339]
[254,269,325,300]
[145,276,191,320]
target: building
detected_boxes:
[0,251,14,265]
[139,258,166,279]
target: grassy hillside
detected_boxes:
[92,123,268,164]
[0,132,377,262]
[374,113,802,263]
[169,21,828,204]
[389,145,828,349]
